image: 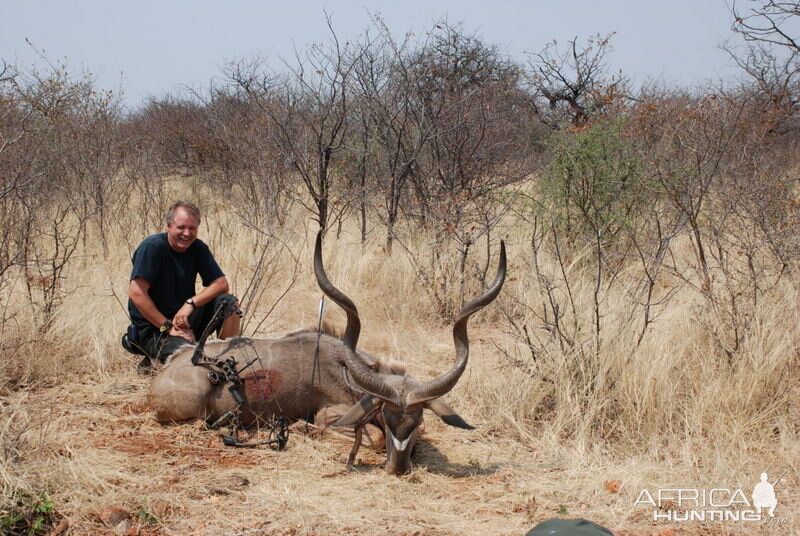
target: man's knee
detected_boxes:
[215,293,241,317]
[193,293,241,340]
[219,299,241,340]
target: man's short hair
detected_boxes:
[165,201,201,225]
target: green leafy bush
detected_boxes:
[0,491,58,536]
[540,120,647,246]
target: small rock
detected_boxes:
[114,518,132,534]
[226,475,250,488]
[221,474,249,488]
[98,506,130,527]
[46,519,69,536]
[209,474,250,494]
[105,384,137,395]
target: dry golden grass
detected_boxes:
[1,188,798,535]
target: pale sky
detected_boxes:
[1,1,742,109]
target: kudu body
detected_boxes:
[149,330,397,432]
[149,233,506,474]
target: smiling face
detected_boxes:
[165,206,199,253]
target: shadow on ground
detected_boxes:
[413,438,501,477]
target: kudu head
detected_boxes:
[313,232,506,474]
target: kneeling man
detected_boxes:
[123,200,240,371]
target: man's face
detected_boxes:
[166,207,199,253]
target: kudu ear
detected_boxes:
[425,398,475,430]
[331,395,382,428]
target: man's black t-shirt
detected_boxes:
[128,233,224,330]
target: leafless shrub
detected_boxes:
[224,15,359,231]
[525,33,628,128]
[727,1,800,131]
[628,89,798,360]
[344,21,535,317]
[7,64,123,325]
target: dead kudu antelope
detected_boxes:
[148,233,506,474]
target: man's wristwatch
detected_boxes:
[186,298,195,308]
[160,319,173,333]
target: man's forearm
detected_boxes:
[129,281,169,328]
[172,277,230,330]
[190,277,229,307]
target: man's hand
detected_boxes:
[169,324,196,343]
[173,302,194,330]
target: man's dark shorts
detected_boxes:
[122,293,239,369]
